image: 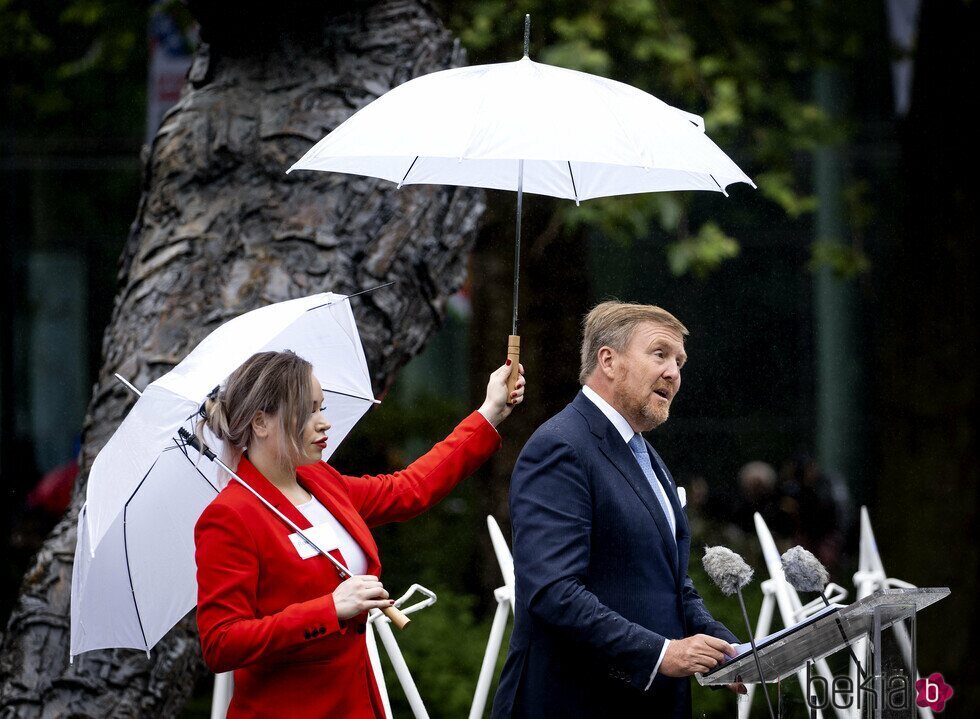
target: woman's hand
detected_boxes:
[478,361,526,428]
[333,575,393,621]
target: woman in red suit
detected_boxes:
[194,350,525,718]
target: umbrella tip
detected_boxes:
[523,14,530,58]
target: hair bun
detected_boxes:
[198,387,220,420]
[197,386,230,444]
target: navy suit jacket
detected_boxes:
[491,391,737,718]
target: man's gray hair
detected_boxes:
[579,301,688,384]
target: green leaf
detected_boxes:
[755,170,818,218]
[808,240,870,280]
[539,40,611,74]
[666,222,740,278]
[60,0,105,26]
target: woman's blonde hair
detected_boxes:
[196,350,314,470]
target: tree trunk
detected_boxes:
[0,1,484,716]
[875,0,978,711]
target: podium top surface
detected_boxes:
[697,587,949,686]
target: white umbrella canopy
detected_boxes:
[287,55,755,200]
[288,29,754,392]
[71,292,378,657]
[83,292,375,553]
[71,439,220,655]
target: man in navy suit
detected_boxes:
[492,301,744,718]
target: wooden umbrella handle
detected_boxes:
[382,604,411,630]
[506,335,521,397]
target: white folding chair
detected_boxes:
[210,672,232,719]
[210,583,438,719]
[468,516,515,719]
[852,506,932,719]
[366,583,438,719]
[739,512,853,719]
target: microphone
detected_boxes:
[780,546,864,678]
[780,545,828,592]
[703,545,753,596]
[702,546,775,719]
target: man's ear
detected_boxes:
[597,346,617,379]
[251,411,270,439]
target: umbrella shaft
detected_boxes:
[512,159,524,336]
[220,461,350,579]
[173,426,352,579]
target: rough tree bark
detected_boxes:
[0,1,484,716]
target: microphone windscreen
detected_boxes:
[780,545,829,593]
[702,546,754,596]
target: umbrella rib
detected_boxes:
[122,458,159,657]
[709,173,729,197]
[397,156,420,189]
[172,433,221,493]
[567,162,580,206]
[306,281,394,312]
[321,387,381,404]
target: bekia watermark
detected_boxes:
[915,672,953,712]
[805,662,952,712]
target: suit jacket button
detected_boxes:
[319,626,326,634]
[311,628,319,637]
[304,631,311,639]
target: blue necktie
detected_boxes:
[628,433,676,543]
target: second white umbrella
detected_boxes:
[72,292,381,658]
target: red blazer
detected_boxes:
[195,411,501,719]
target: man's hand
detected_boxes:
[659,634,737,677]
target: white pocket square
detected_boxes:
[677,486,687,508]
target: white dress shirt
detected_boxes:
[581,385,672,686]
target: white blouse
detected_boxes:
[295,495,369,577]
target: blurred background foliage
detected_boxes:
[0,0,152,139]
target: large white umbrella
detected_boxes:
[71,292,381,657]
[288,16,755,390]
[286,51,752,199]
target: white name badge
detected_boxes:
[677,486,687,508]
[289,523,340,560]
